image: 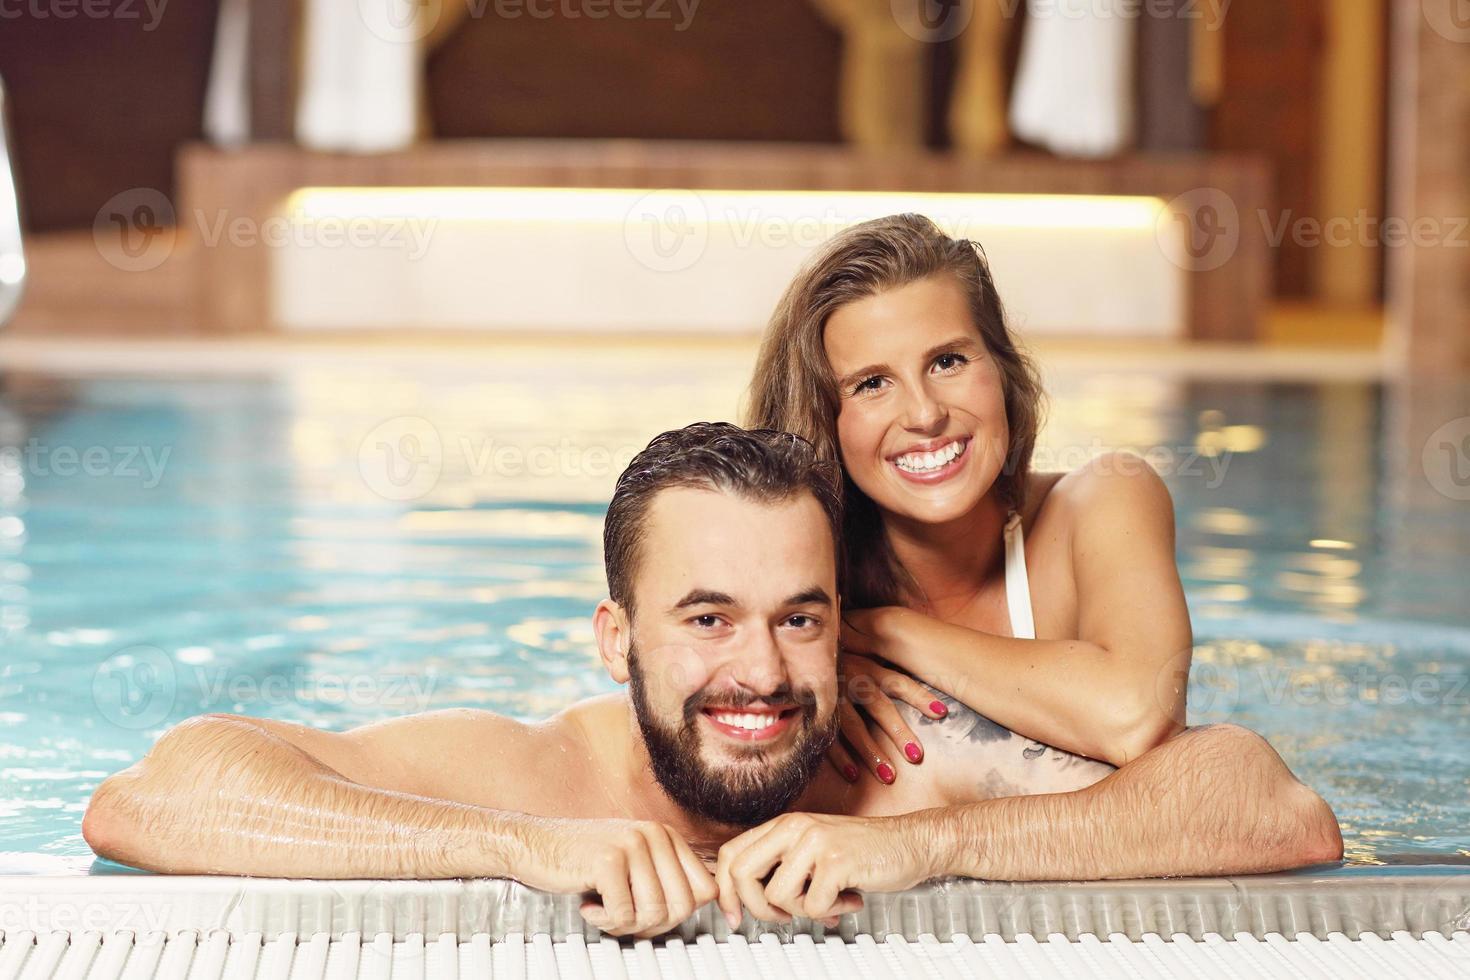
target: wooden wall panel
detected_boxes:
[425,0,844,142]
[0,3,221,232]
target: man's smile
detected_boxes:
[700,705,800,742]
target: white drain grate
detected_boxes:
[1,929,1468,980]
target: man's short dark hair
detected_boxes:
[604,422,845,618]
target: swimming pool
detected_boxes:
[1,344,1467,873]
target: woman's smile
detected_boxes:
[888,436,971,484]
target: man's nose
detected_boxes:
[727,629,787,697]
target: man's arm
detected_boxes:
[82,711,548,879]
[921,723,1343,879]
[83,711,719,938]
[716,724,1342,924]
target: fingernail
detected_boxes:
[842,764,859,782]
[724,908,740,929]
[876,762,895,783]
[904,742,921,763]
[929,700,948,717]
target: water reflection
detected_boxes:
[0,359,1465,867]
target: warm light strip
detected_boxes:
[283,187,1167,231]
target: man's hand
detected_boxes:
[714,812,937,927]
[523,817,719,938]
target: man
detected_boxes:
[83,423,1342,940]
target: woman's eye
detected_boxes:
[934,352,969,372]
[852,376,884,395]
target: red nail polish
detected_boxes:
[842,764,859,782]
[929,700,948,717]
[904,742,921,762]
[876,762,895,783]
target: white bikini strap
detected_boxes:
[1003,510,1037,640]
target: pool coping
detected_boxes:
[2,869,1467,943]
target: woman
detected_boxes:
[743,213,1192,786]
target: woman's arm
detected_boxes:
[844,454,1191,767]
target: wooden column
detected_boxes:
[1316,0,1386,307]
[1386,0,1470,377]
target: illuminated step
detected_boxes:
[270,187,1187,337]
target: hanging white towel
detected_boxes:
[0,76,24,326]
[296,0,421,152]
[203,0,250,146]
[1009,0,1137,158]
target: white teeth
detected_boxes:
[712,711,778,731]
[895,440,965,473]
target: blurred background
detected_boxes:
[0,0,1461,354]
[0,1,1467,871]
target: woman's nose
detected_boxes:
[901,382,947,431]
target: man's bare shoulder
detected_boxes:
[362,701,621,811]
[236,697,623,812]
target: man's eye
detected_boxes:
[786,614,821,629]
[692,614,723,629]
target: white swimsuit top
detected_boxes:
[1002,509,1036,640]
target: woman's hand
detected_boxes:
[829,608,949,785]
[840,607,928,669]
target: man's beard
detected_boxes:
[626,646,837,828]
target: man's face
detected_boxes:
[621,487,840,828]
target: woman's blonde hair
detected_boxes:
[742,213,1045,608]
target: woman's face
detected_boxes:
[823,273,1010,526]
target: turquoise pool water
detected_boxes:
[1,354,1467,871]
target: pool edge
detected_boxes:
[2,870,1467,943]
